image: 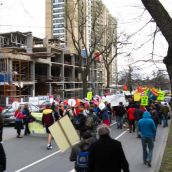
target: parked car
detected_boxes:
[2,103,40,125]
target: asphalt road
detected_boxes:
[2,120,170,172]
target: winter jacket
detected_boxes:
[88,135,129,172]
[14,111,26,121]
[127,107,135,120]
[138,111,156,138]
[134,108,143,121]
[42,109,54,126]
[0,113,4,127]
[116,105,126,117]
[0,142,6,171]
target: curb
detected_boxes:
[154,119,171,172]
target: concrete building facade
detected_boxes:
[45,0,118,90]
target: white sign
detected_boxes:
[106,94,127,107]
[68,99,76,107]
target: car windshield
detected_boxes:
[5,103,39,112]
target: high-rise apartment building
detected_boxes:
[46,0,117,93]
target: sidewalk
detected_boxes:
[159,119,172,172]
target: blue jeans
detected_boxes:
[141,137,154,163]
[162,114,168,127]
[116,116,123,129]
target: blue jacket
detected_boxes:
[138,111,156,138]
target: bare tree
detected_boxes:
[65,0,116,97]
[140,0,172,105]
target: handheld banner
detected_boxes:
[157,91,165,101]
[141,96,148,106]
[49,115,79,152]
[87,91,93,101]
[28,113,46,134]
[134,93,141,102]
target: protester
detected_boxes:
[160,103,170,128]
[88,124,129,172]
[22,104,31,135]
[0,142,6,172]
[70,131,96,172]
[85,108,101,137]
[138,111,156,167]
[127,105,136,133]
[0,109,4,143]
[116,102,126,129]
[42,104,54,150]
[134,104,143,138]
[73,108,87,139]
[100,107,110,127]
[14,106,26,138]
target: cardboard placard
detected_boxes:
[49,115,79,152]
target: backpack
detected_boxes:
[76,143,89,169]
[74,116,81,129]
[85,115,94,128]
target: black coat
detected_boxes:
[88,135,129,172]
[0,143,6,171]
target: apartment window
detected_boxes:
[53,24,64,28]
[53,14,64,18]
[53,9,64,13]
[53,4,64,8]
[53,29,65,33]
[53,0,64,3]
[53,19,64,23]
[54,34,65,39]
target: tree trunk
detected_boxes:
[81,70,89,98]
[163,47,172,107]
[141,0,172,108]
[106,69,110,88]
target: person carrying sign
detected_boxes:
[42,104,54,150]
[70,131,96,172]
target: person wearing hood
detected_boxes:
[138,111,156,167]
[70,131,96,172]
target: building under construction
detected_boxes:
[0,31,103,105]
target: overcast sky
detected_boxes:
[0,0,172,77]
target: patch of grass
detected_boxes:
[159,120,172,172]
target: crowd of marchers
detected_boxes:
[0,96,171,172]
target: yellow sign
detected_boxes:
[87,91,93,101]
[49,115,80,152]
[134,93,141,102]
[141,96,148,106]
[157,91,165,101]
[28,113,46,134]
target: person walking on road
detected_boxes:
[14,106,26,138]
[88,124,129,172]
[134,104,143,138]
[0,142,6,172]
[116,102,126,129]
[70,131,96,172]
[0,109,4,143]
[160,103,170,128]
[138,111,156,167]
[22,104,31,136]
[42,104,54,150]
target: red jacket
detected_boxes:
[42,109,54,126]
[14,110,26,119]
[127,107,135,120]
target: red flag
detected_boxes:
[123,84,128,91]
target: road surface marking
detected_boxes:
[69,125,128,172]
[15,121,118,172]
[15,151,61,172]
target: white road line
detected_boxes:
[69,123,128,172]
[110,121,117,127]
[15,150,61,172]
[115,129,129,140]
[15,121,118,172]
